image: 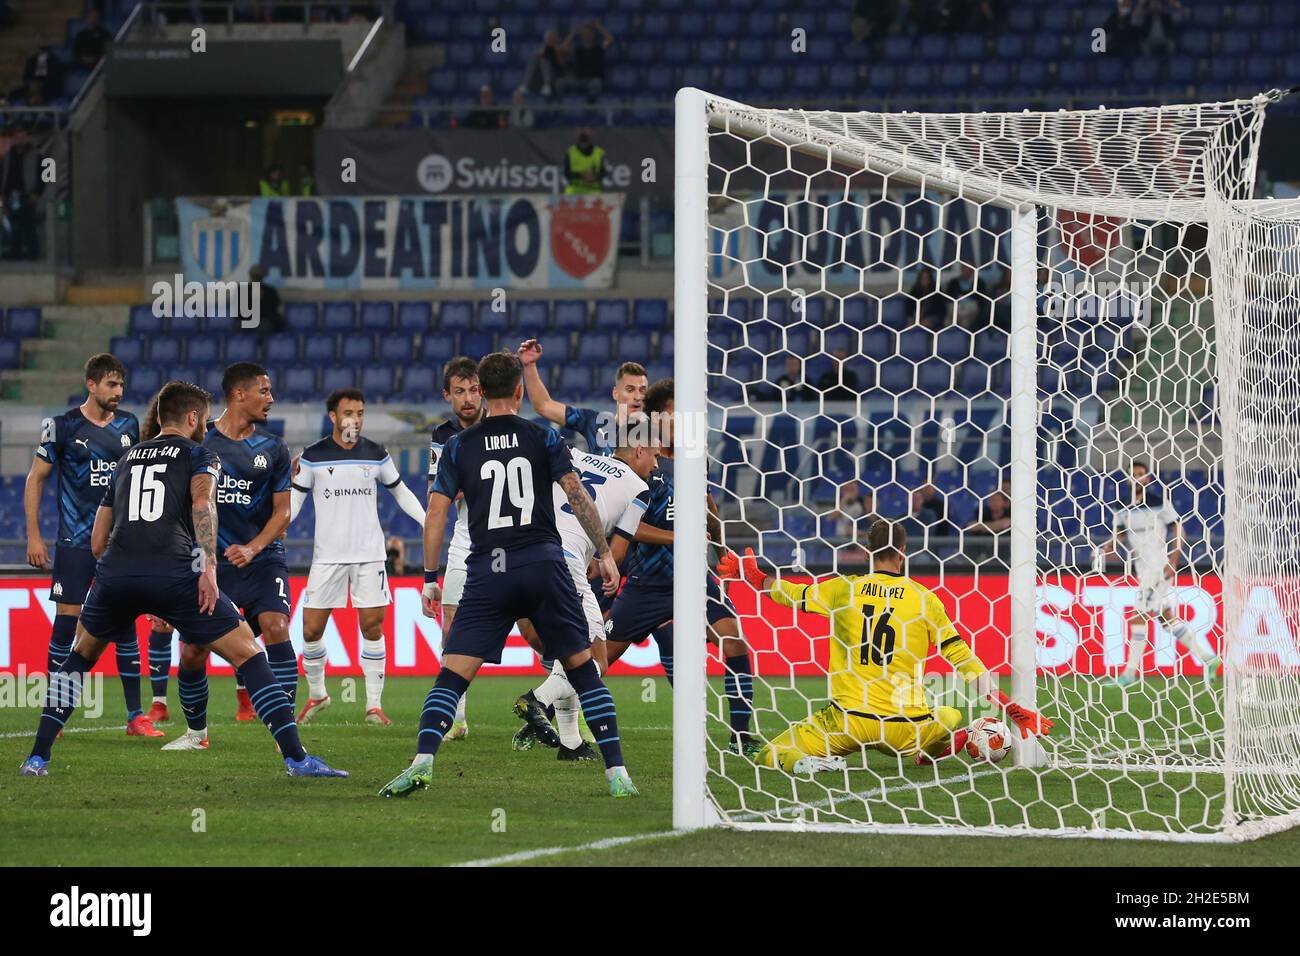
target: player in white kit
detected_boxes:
[1098,460,1221,686]
[290,388,428,724]
[512,419,658,759]
[427,358,484,740]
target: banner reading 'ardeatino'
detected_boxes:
[176,193,625,290]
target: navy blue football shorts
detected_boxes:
[80,574,245,646]
[218,557,292,636]
[606,576,737,645]
[50,545,97,605]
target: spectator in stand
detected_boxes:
[908,267,947,328]
[73,8,113,69]
[956,0,1007,31]
[818,346,860,402]
[296,161,314,196]
[1133,0,1187,55]
[1103,0,1143,55]
[1,132,41,260]
[461,86,505,129]
[522,29,563,97]
[385,536,406,575]
[967,485,1011,534]
[828,482,881,542]
[509,87,536,128]
[258,165,290,197]
[249,264,285,337]
[559,20,614,99]
[850,0,898,47]
[942,261,979,326]
[775,355,816,402]
[909,483,953,537]
[563,128,607,194]
[905,0,955,33]
[987,269,1012,331]
[22,46,64,102]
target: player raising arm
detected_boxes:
[517,338,647,456]
[717,519,1052,774]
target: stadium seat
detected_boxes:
[577,331,615,363]
[202,314,237,333]
[344,336,375,363]
[321,302,357,332]
[200,366,225,396]
[5,306,40,338]
[420,335,456,364]
[0,338,19,369]
[109,336,145,366]
[379,333,415,363]
[150,338,182,365]
[593,300,629,330]
[438,301,475,332]
[553,299,588,332]
[169,312,200,335]
[360,302,394,332]
[399,365,437,401]
[262,334,299,365]
[129,305,163,335]
[320,366,356,393]
[224,336,258,364]
[281,366,316,401]
[633,298,668,329]
[477,301,511,331]
[514,299,550,332]
[558,364,594,395]
[459,331,493,359]
[169,365,199,386]
[304,335,338,364]
[397,301,433,332]
[187,336,220,365]
[128,366,162,403]
[285,302,318,332]
[361,366,394,394]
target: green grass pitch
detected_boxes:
[1,674,1296,866]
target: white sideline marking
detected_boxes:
[0,724,126,739]
[453,829,682,867]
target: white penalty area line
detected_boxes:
[0,723,126,739]
[452,829,683,867]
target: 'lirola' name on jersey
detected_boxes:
[97,435,220,579]
[36,407,140,548]
[625,466,673,581]
[432,414,574,565]
[554,449,649,568]
[293,436,404,564]
[205,421,291,565]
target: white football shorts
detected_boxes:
[1133,574,1172,615]
[303,561,391,609]
[565,551,605,644]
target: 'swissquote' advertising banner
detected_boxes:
[176,193,625,291]
[1,573,1295,678]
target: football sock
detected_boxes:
[1124,622,1147,678]
[235,671,246,692]
[265,640,299,709]
[116,637,143,721]
[1166,618,1216,664]
[538,656,557,719]
[565,658,624,769]
[554,694,582,749]
[654,624,675,685]
[455,694,467,723]
[177,665,208,732]
[724,652,754,735]
[417,669,471,756]
[533,660,575,708]
[237,652,306,762]
[361,637,386,710]
[302,639,327,699]
[32,650,93,760]
[148,628,172,700]
[47,614,77,674]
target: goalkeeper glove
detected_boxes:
[991,689,1055,739]
[716,547,768,591]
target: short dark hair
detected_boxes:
[1132,459,1150,474]
[477,351,522,400]
[866,519,907,561]
[85,353,126,384]
[443,356,479,394]
[644,377,674,415]
[616,361,648,382]
[327,388,365,413]
[155,381,211,427]
[222,362,269,398]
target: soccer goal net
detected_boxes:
[672,86,1300,841]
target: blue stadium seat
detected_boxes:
[361,366,394,394]
[285,302,318,333]
[304,335,338,364]
[109,336,144,366]
[633,298,668,329]
[438,301,475,332]
[0,338,19,369]
[514,299,550,332]
[169,365,199,385]
[593,300,629,330]
[535,332,570,363]
[150,338,182,365]
[558,364,594,395]
[321,302,356,332]
[169,312,200,335]
[459,331,493,359]
[202,313,237,333]
[420,336,456,364]
[130,305,163,335]
[617,330,651,360]
[360,302,394,332]
[321,366,356,393]
[187,336,221,365]
[128,366,162,403]
[345,336,375,363]
[200,366,225,396]
[262,333,299,365]
[5,306,40,338]
[379,333,415,363]
[224,336,258,364]
[281,366,316,401]
[477,300,511,331]
[397,301,433,332]
[576,331,615,364]
[553,299,588,331]
[399,365,437,401]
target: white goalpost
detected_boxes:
[673,85,1300,841]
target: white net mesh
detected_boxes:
[688,90,1297,840]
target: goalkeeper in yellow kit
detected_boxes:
[717,519,1052,774]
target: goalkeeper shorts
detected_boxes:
[759,703,962,771]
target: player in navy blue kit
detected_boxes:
[19,381,345,779]
[603,378,761,756]
[150,364,295,750]
[379,352,638,798]
[22,353,161,738]
[517,339,647,457]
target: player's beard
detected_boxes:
[95,394,119,414]
[190,419,205,442]
[340,420,360,443]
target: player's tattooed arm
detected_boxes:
[560,472,610,557]
[190,473,219,575]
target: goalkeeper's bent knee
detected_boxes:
[936,706,963,731]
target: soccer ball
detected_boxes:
[964,717,1013,764]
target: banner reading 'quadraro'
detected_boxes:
[176,193,625,290]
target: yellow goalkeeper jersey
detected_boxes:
[769,571,987,719]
